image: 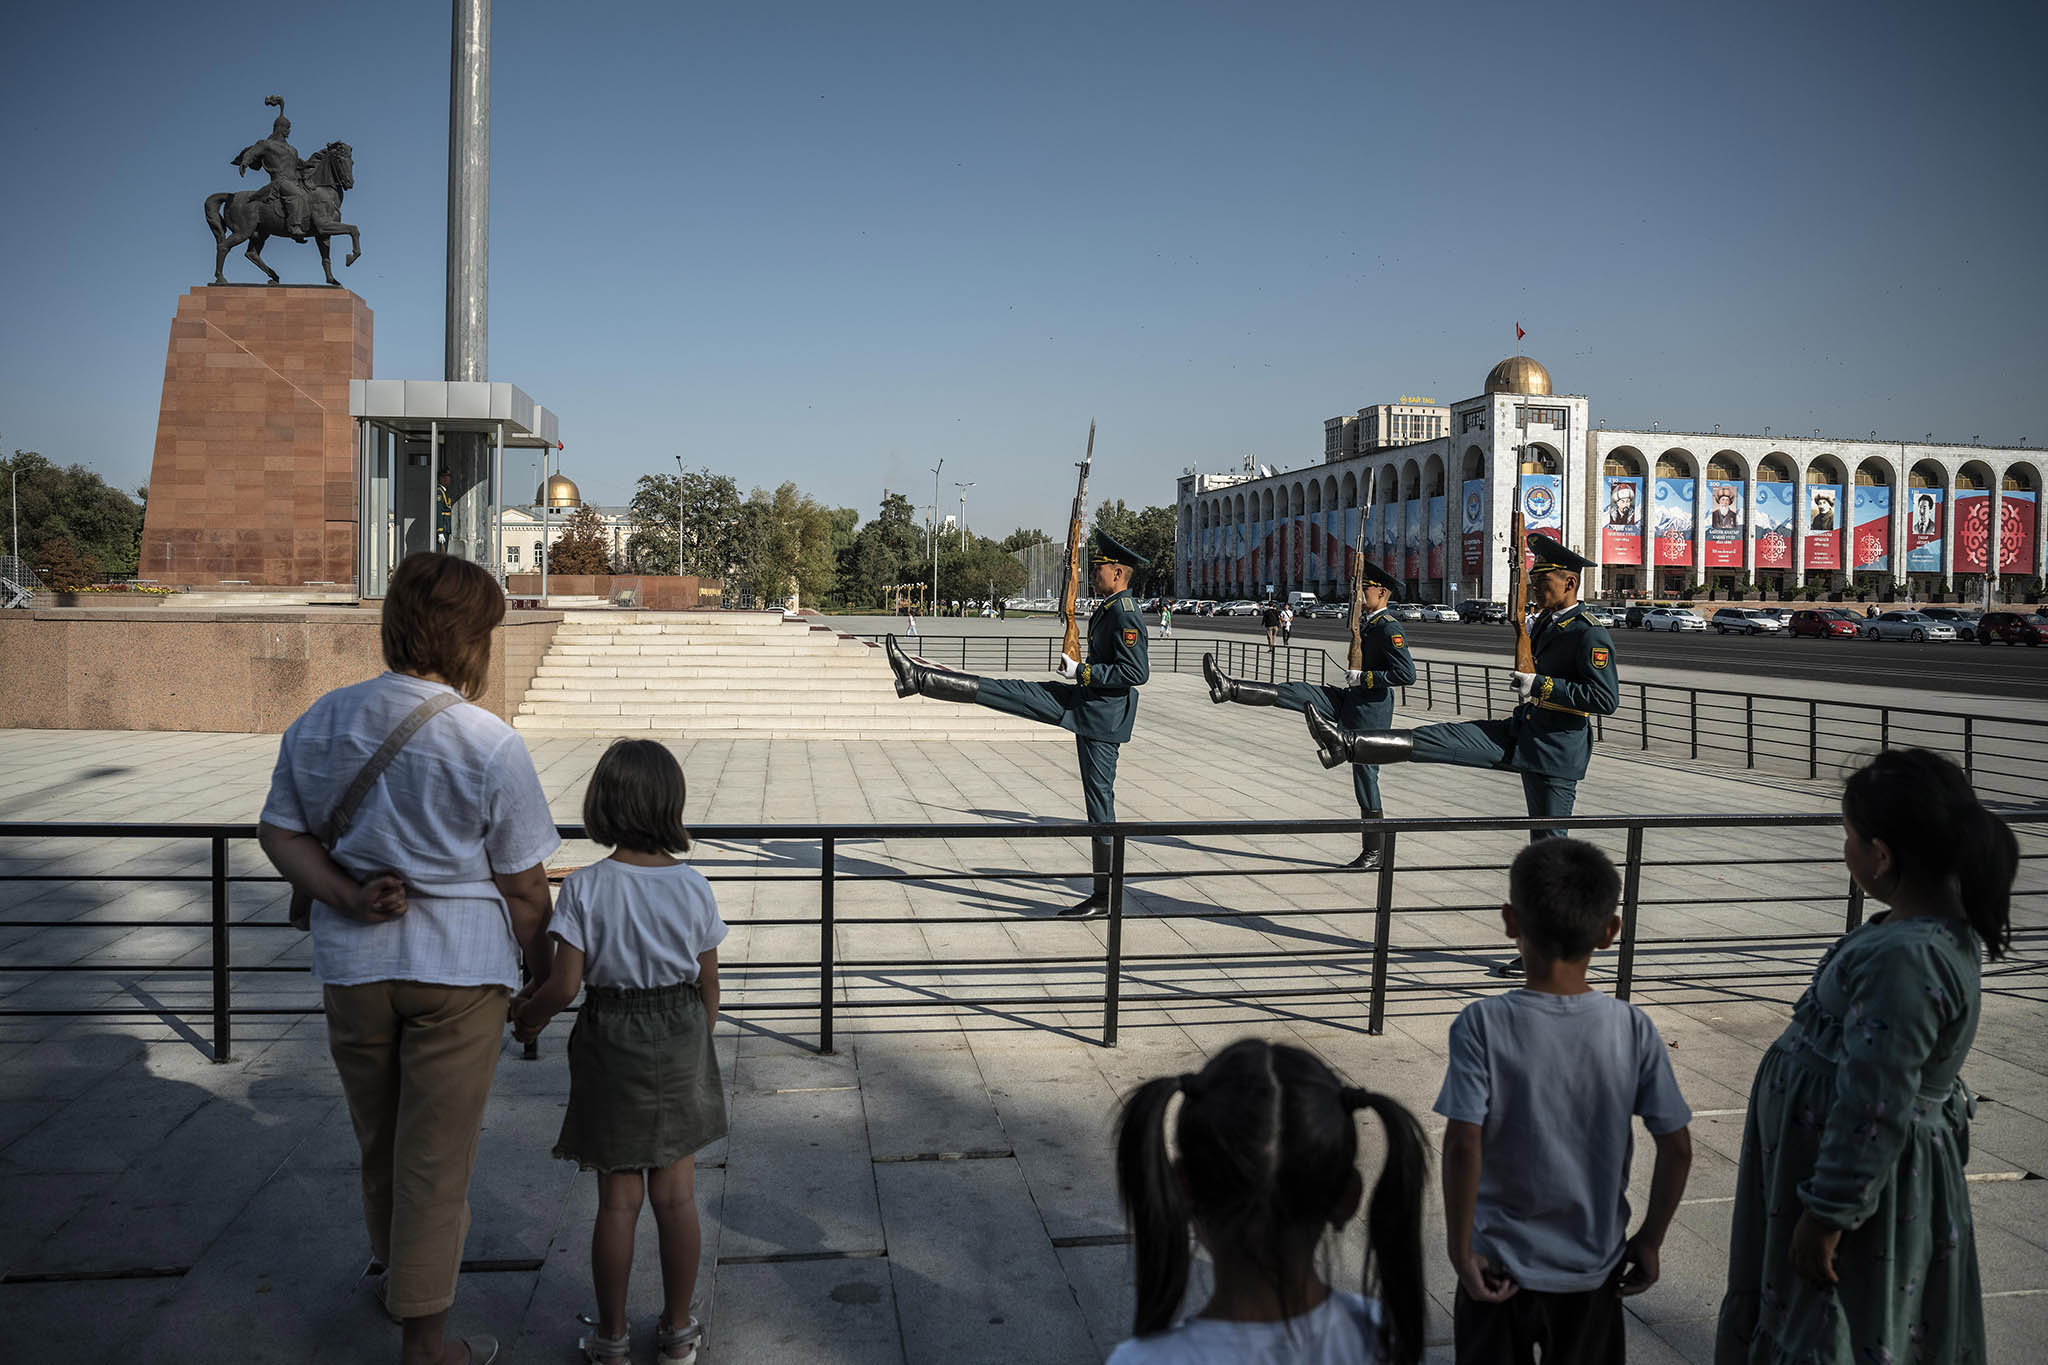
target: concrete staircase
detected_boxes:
[512,611,1060,740]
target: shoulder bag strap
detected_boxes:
[318,691,462,847]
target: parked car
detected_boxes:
[1303,602,1344,619]
[1459,599,1507,623]
[1711,607,1785,635]
[1788,608,1862,639]
[1918,607,1981,641]
[1859,610,1955,642]
[1580,605,1618,627]
[1977,611,2047,646]
[1216,599,1260,616]
[1390,602,1425,621]
[1749,608,1792,630]
[1641,606,1708,632]
[1419,603,1459,622]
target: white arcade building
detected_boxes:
[1175,356,2044,604]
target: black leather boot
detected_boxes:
[1304,707,1416,771]
[887,634,981,703]
[1202,652,1279,706]
[1345,813,1383,871]
[1059,843,1113,919]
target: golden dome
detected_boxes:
[1484,355,1553,396]
[535,472,582,509]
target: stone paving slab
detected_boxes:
[2,669,2046,1361]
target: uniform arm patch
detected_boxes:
[1122,627,1139,646]
[1591,647,1610,669]
[1390,633,1404,648]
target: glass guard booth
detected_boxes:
[350,380,559,598]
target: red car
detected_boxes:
[1977,611,2047,646]
[1788,608,1862,639]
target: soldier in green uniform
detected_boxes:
[1305,534,1618,842]
[1201,559,1415,869]
[886,532,1151,919]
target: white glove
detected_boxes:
[1058,653,1082,680]
[1511,671,1537,700]
[1345,670,1364,688]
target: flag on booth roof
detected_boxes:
[1516,322,1526,341]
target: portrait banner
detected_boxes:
[1851,485,1891,572]
[1427,494,1446,578]
[1601,476,1643,565]
[1653,478,1694,567]
[1754,483,1794,570]
[1803,484,1842,571]
[1519,474,1561,567]
[1704,479,1743,569]
[1906,489,1943,573]
[1462,479,1487,576]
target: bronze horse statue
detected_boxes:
[205,143,361,286]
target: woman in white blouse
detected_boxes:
[260,553,558,1365]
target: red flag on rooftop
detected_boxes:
[1516,323,1526,341]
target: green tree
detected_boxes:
[937,534,1027,604]
[999,527,1053,552]
[840,491,924,607]
[624,466,742,576]
[3,450,146,578]
[1090,500,1177,595]
[726,482,842,608]
[547,505,616,575]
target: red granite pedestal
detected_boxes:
[137,286,373,586]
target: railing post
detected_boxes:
[1808,700,1819,779]
[1963,716,1975,776]
[1102,834,1126,1048]
[1615,825,1644,1002]
[1367,830,1397,1035]
[1689,691,1698,761]
[1880,708,1889,752]
[1004,636,1011,672]
[1425,662,1434,710]
[1639,682,1649,750]
[1453,663,1462,715]
[819,836,836,1055]
[1745,695,1754,768]
[211,836,231,1064]
[1845,873,1866,933]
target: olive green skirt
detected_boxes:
[553,981,726,1174]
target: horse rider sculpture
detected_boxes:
[233,95,312,241]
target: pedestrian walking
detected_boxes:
[1717,748,2015,1365]
[1437,839,1693,1364]
[1159,602,1173,636]
[1280,603,1294,644]
[513,740,727,1364]
[1263,599,1281,646]
[1109,1037,1428,1364]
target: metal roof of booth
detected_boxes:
[349,380,559,448]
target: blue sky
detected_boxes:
[3,0,2043,534]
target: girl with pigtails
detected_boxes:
[1718,749,2017,1365]
[1110,1037,1428,1365]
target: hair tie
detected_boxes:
[1340,1085,1370,1110]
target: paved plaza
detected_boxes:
[3,654,2045,1362]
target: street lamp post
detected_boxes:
[673,454,687,578]
[929,458,943,612]
[955,481,974,550]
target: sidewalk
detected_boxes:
[3,672,2045,1362]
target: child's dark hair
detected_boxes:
[1508,837,1621,962]
[582,739,692,854]
[1114,1038,1426,1365]
[1842,748,2016,959]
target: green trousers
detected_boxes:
[976,678,1121,850]
[1409,719,1575,840]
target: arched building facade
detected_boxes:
[1175,356,2045,603]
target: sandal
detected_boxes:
[577,1323,631,1363]
[658,1315,704,1363]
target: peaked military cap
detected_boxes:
[1526,533,1593,574]
[1359,559,1403,596]
[1091,530,1150,569]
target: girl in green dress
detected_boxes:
[1717,749,2018,1364]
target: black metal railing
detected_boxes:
[852,632,1334,686]
[1400,658,2047,806]
[5,811,2043,1062]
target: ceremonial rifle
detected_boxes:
[1507,504,1536,673]
[1059,420,1096,668]
[1347,539,1367,673]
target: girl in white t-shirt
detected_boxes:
[1109,1039,1428,1365]
[513,740,726,1364]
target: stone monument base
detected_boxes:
[137,286,372,586]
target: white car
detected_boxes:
[1860,610,1957,643]
[1641,607,1708,632]
[1390,603,1425,622]
[1420,604,1460,622]
[1581,605,1618,627]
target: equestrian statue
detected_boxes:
[206,96,361,287]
